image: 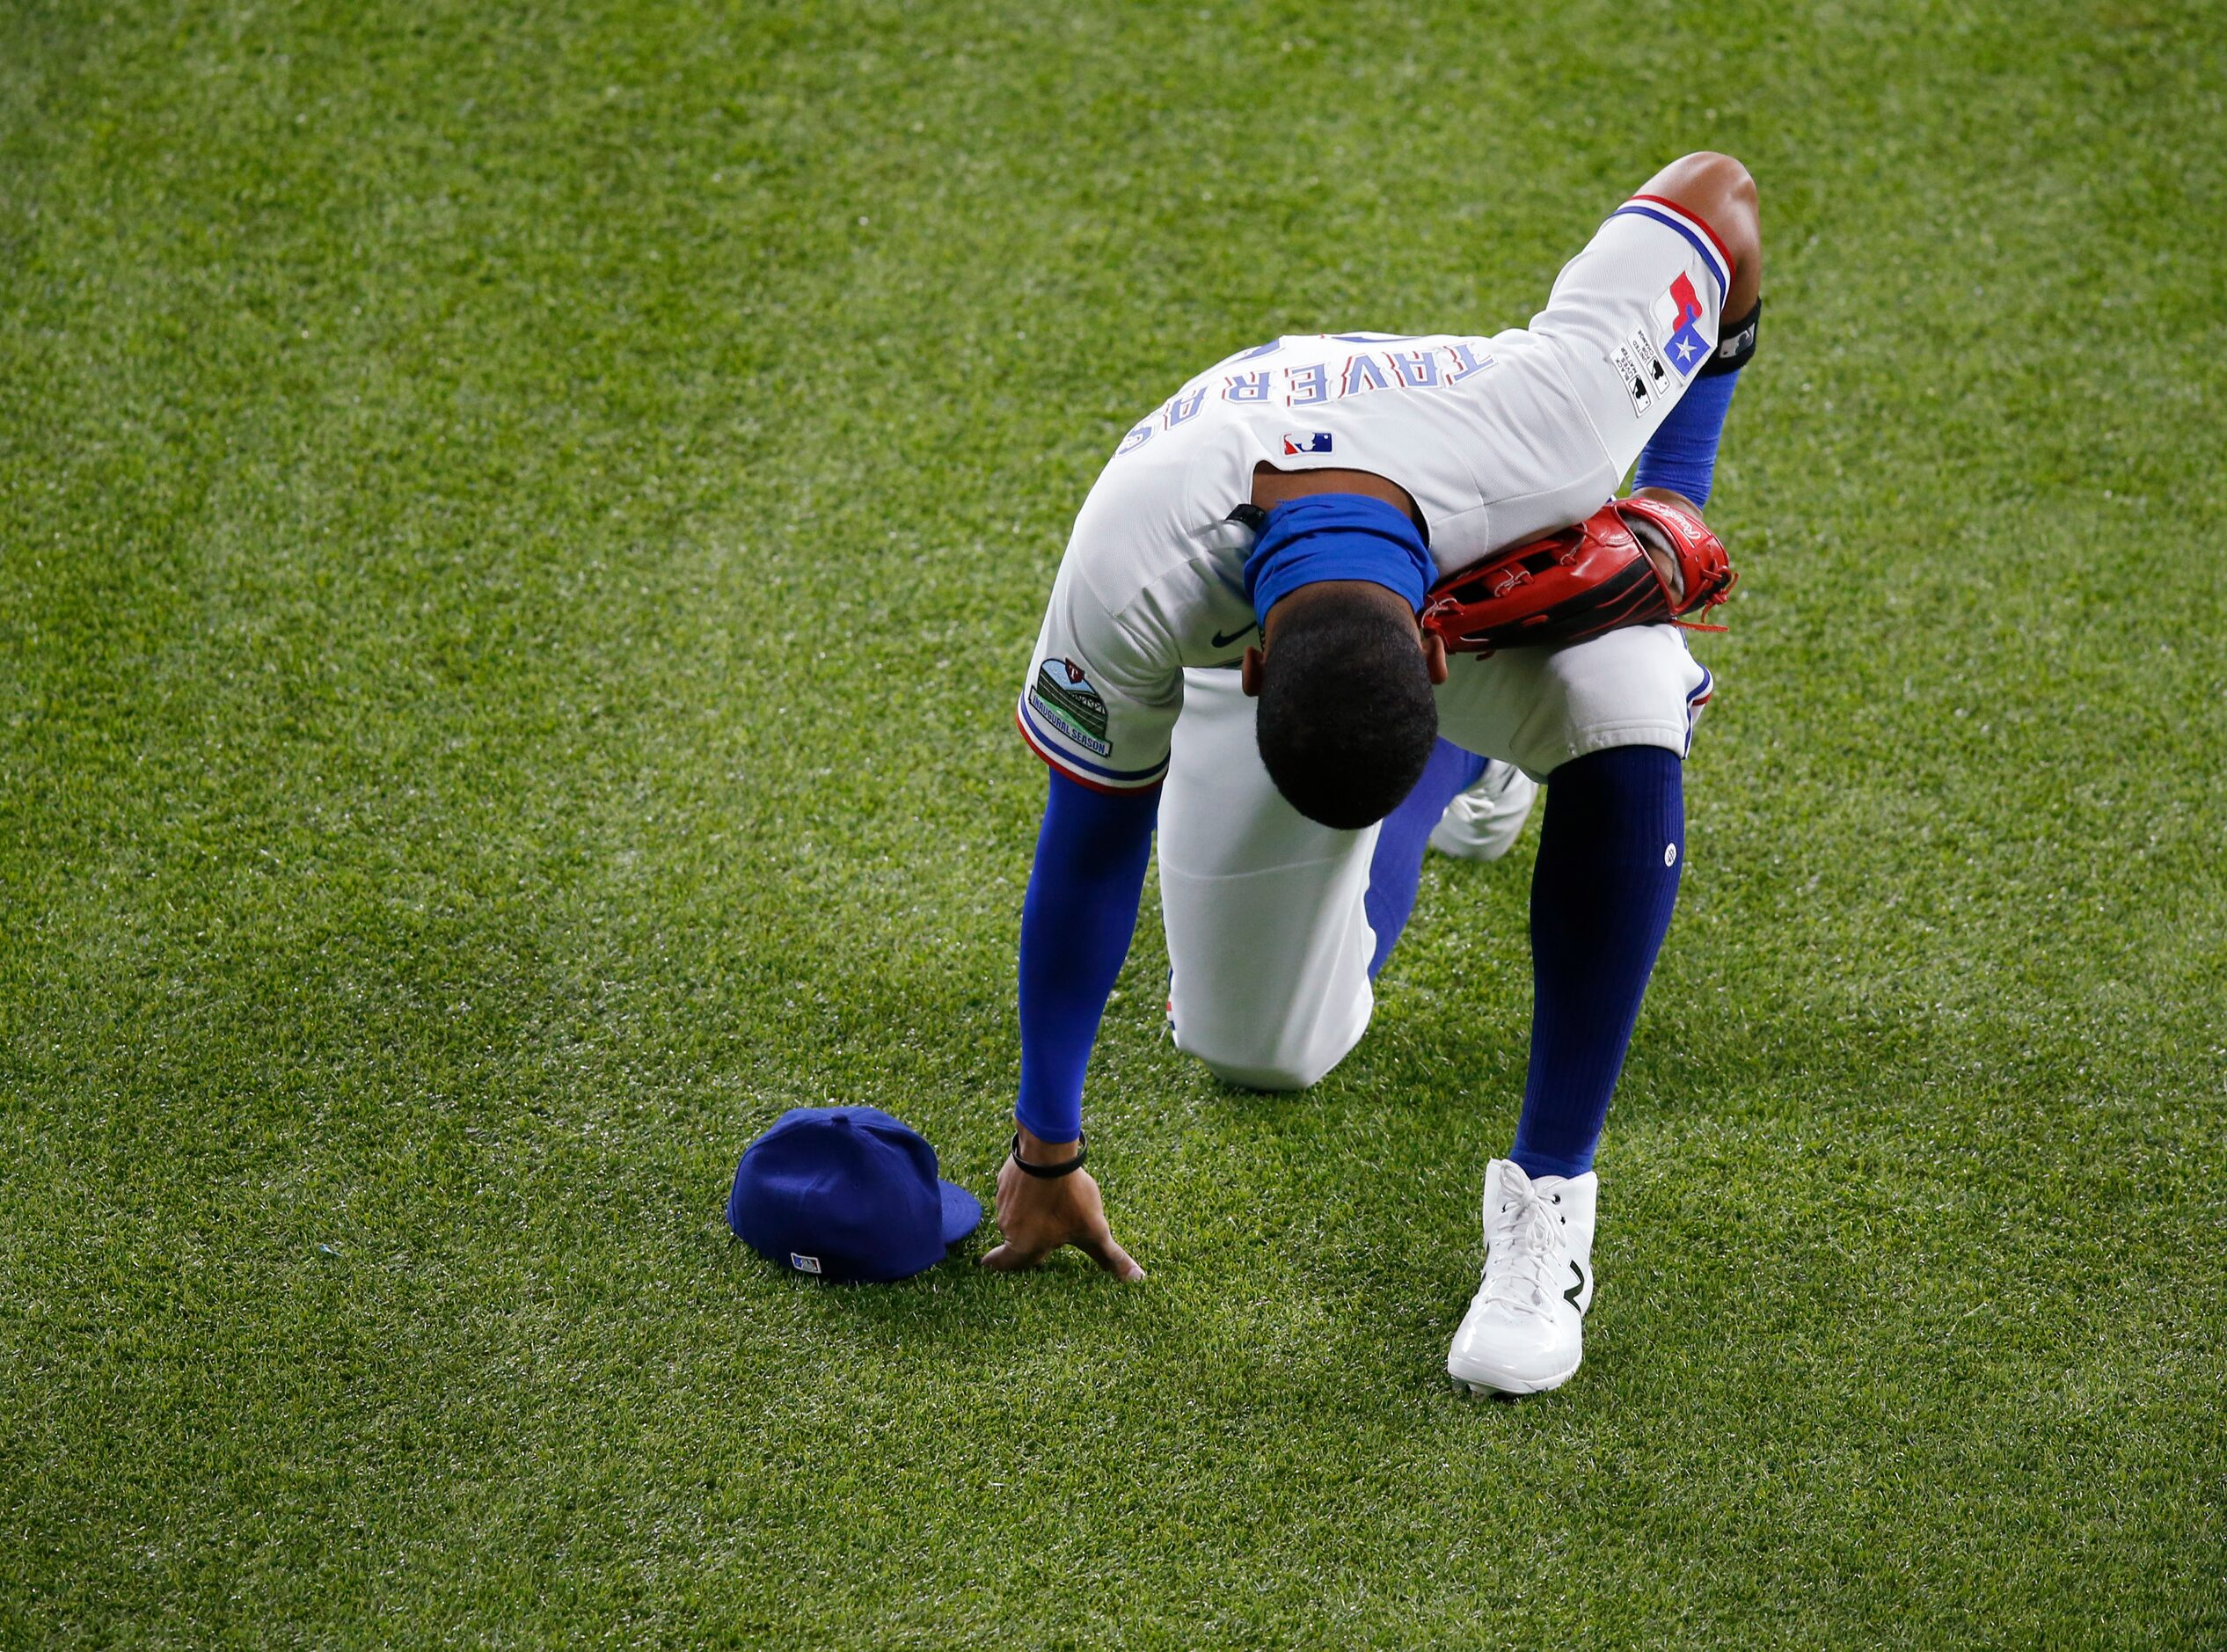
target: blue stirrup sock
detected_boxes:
[1363,738,1489,981]
[1510,745,1684,1181]
[1632,367,1741,508]
[1015,770,1158,1143]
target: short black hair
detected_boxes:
[1254,598,1438,830]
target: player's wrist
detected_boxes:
[1015,1122,1082,1160]
[1012,1122,1086,1173]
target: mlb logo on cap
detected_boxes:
[727,1106,982,1283]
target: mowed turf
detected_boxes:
[3,0,2223,1644]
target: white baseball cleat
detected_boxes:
[1427,761,1537,862]
[1447,1159,1597,1396]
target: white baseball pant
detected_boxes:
[1158,630,1708,1091]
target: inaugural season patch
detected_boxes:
[1029,658,1112,756]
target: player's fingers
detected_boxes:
[1078,1232,1146,1283]
[978,1241,1045,1273]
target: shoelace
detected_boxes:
[1479,1175,1569,1315]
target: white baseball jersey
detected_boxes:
[1017,194,1734,793]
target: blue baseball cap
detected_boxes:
[727,1106,982,1282]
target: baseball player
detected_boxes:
[981,154,1763,1396]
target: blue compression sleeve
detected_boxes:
[1632,368,1741,508]
[1015,769,1159,1142]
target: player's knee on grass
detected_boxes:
[1168,956,1372,1093]
[1181,1033,1354,1094]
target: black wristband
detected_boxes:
[1011,1130,1087,1179]
[1701,296,1760,377]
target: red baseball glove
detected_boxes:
[1420,494,1737,656]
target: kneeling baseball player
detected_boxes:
[982,154,1763,1396]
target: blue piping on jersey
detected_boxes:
[1611,204,1728,298]
[1018,699,1169,786]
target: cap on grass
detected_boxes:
[727,1105,982,1282]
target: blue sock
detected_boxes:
[1363,738,1488,980]
[1632,368,1741,508]
[1510,746,1683,1181]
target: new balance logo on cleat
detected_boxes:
[1447,1160,1599,1396]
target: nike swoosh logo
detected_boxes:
[1563,1261,1586,1309]
[1210,625,1254,649]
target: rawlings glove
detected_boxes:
[1420,493,1737,656]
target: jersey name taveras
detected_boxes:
[1018,198,1731,793]
[1019,328,1610,793]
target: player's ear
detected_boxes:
[1421,627,1449,686]
[1240,644,1265,698]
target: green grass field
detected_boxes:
[4,0,2223,1644]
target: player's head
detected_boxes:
[1238,494,1448,831]
[1244,579,1447,831]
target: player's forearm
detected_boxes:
[1015,770,1158,1143]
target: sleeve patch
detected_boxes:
[1028,658,1112,756]
[1609,324,1673,417]
[1652,272,1713,377]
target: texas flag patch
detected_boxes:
[1653,274,1711,377]
[1281,431,1333,456]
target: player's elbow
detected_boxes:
[1675,151,1760,271]
[1677,151,1756,204]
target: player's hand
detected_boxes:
[980,1128,1144,1282]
